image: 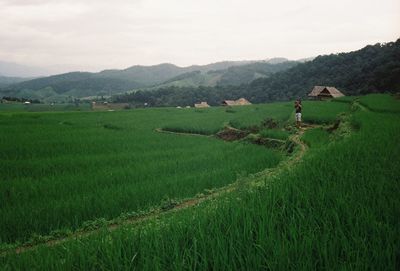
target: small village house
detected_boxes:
[221,98,252,106]
[308,86,345,100]
[194,102,210,108]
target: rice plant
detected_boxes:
[2,103,398,270]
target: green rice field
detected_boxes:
[1,95,398,270]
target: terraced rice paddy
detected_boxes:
[1,95,398,270]
[0,108,284,244]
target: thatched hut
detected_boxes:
[221,98,251,106]
[194,102,210,108]
[308,86,345,100]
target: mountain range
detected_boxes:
[2,39,399,105]
[0,58,297,101]
[115,39,400,106]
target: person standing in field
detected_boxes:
[294,99,302,128]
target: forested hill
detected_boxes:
[0,60,289,101]
[115,39,400,106]
[146,61,298,89]
[247,39,400,101]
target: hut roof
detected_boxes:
[223,100,237,106]
[236,98,251,105]
[222,98,251,106]
[194,101,210,108]
[308,86,345,98]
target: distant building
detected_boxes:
[194,102,210,108]
[24,101,31,105]
[221,98,252,106]
[308,86,345,100]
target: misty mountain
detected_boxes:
[0,60,294,101]
[150,61,298,89]
[96,61,266,86]
[0,75,31,88]
[115,39,400,106]
[0,72,143,101]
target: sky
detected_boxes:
[0,0,399,73]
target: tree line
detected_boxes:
[114,39,400,107]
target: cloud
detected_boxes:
[0,0,398,72]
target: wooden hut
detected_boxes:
[308,86,345,100]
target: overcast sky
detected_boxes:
[0,0,399,72]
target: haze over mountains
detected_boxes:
[115,39,400,106]
[1,39,399,105]
[0,58,298,101]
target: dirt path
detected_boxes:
[3,128,309,256]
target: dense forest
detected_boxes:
[115,39,400,106]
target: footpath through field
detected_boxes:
[3,126,310,256]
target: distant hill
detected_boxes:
[115,39,400,106]
[0,60,295,101]
[217,61,298,86]
[246,39,400,101]
[0,72,143,102]
[92,61,267,86]
[139,61,298,90]
[0,75,31,88]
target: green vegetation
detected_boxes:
[154,61,298,89]
[227,103,292,129]
[4,40,399,105]
[0,103,91,112]
[301,101,349,124]
[0,61,296,102]
[331,95,358,103]
[301,127,330,148]
[259,128,290,140]
[0,94,398,270]
[359,93,400,113]
[0,106,287,244]
[162,102,293,135]
[1,95,398,270]
[116,39,400,107]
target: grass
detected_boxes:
[227,102,293,129]
[301,127,330,148]
[358,94,400,113]
[161,101,348,135]
[1,101,398,270]
[301,100,349,124]
[331,95,359,103]
[0,103,91,112]
[1,94,397,270]
[259,128,290,140]
[0,107,283,244]
[162,102,294,135]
